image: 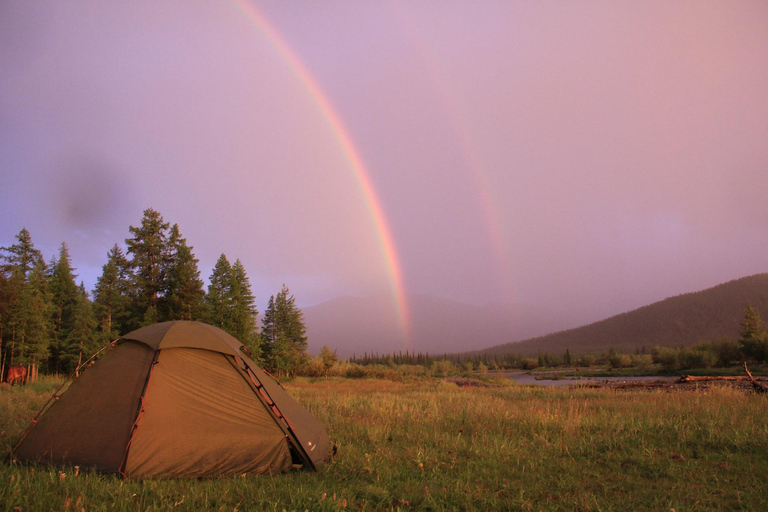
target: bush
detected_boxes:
[678,348,716,370]
[298,357,326,378]
[520,358,538,370]
[609,353,633,369]
[652,346,680,372]
[631,354,654,369]
[709,339,741,367]
[740,333,768,363]
[431,360,455,377]
[344,364,368,379]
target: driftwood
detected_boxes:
[744,362,768,394]
[678,375,749,382]
[679,364,767,393]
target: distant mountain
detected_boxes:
[302,294,568,358]
[474,274,768,358]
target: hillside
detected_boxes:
[302,294,572,358]
[475,274,768,357]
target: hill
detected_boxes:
[302,294,575,358]
[475,274,768,357]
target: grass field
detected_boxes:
[2,376,767,511]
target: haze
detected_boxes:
[2,1,767,349]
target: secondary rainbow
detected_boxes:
[233,1,412,342]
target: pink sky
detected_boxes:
[2,1,768,337]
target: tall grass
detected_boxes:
[2,377,767,511]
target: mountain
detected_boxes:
[474,274,768,358]
[302,294,568,358]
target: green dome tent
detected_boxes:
[12,321,331,478]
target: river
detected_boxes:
[503,372,679,387]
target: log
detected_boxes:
[744,363,768,394]
[678,375,749,383]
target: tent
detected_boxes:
[12,321,331,478]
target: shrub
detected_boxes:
[678,348,716,370]
[740,332,768,363]
[609,352,633,369]
[709,338,741,367]
[631,354,654,368]
[652,346,680,372]
[431,360,455,377]
[344,364,368,379]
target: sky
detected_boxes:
[2,1,768,339]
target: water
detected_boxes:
[504,372,678,387]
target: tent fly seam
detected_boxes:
[226,355,315,471]
[10,339,117,463]
[118,351,159,478]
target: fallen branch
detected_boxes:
[743,362,768,394]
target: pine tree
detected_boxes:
[64,283,98,374]
[93,244,133,341]
[125,208,170,326]
[739,304,768,362]
[10,258,53,381]
[229,259,260,359]
[1,229,51,380]
[1,228,44,278]
[165,224,205,321]
[48,242,80,373]
[564,348,572,366]
[205,254,233,330]
[262,285,308,377]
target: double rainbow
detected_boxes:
[234,1,412,342]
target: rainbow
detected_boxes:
[233,1,411,343]
[392,6,517,298]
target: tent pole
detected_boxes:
[226,356,316,471]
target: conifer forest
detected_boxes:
[0,208,308,382]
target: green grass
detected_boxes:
[2,376,768,511]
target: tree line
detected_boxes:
[0,208,308,381]
[348,305,768,374]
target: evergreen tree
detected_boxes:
[739,304,768,362]
[229,259,260,359]
[165,224,205,321]
[1,228,44,278]
[0,229,51,380]
[63,283,98,374]
[564,348,572,367]
[203,255,260,358]
[262,285,308,377]
[93,244,133,342]
[125,208,170,326]
[205,254,233,329]
[48,242,80,373]
[9,258,53,380]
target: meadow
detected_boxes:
[1,376,767,511]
